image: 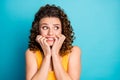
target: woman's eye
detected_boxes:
[54,26,59,30]
[42,26,48,30]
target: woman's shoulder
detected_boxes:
[69,46,82,57]
[26,48,35,54]
[71,46,81,53]
[25,48,37,58]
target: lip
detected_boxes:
[46,37,55,41]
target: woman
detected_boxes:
[26,4,81,80]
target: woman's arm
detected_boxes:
[52,46,81,80]
[26,49,51,80]
[68,46,81,80]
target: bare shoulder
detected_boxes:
[25,49,38,80]
[68,45,82,63]
[68,46,81,79]
[25,48,36,60]
[70,46,82,56]
[26,48,34,54]
[72,46,81,52]
[26,49,36,56]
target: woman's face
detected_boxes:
[39,17,62,46]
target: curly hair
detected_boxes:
[28,4,75,56]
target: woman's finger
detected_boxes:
[36,35,42,42]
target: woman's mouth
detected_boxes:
[46,37,55,41]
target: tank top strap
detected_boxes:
[61,54,69,72]
[35,50,43,69]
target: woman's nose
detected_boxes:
[48,29,54,35]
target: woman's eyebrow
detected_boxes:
[53,24,61,26]
[40,23,48,26]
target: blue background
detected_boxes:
[0,0,120,80]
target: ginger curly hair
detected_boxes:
[28,4,75,56]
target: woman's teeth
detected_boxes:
[47,38,54,40]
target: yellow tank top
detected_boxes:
[35,50,69,80]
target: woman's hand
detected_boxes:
[36,35,51,57]
[51,34,66,55]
